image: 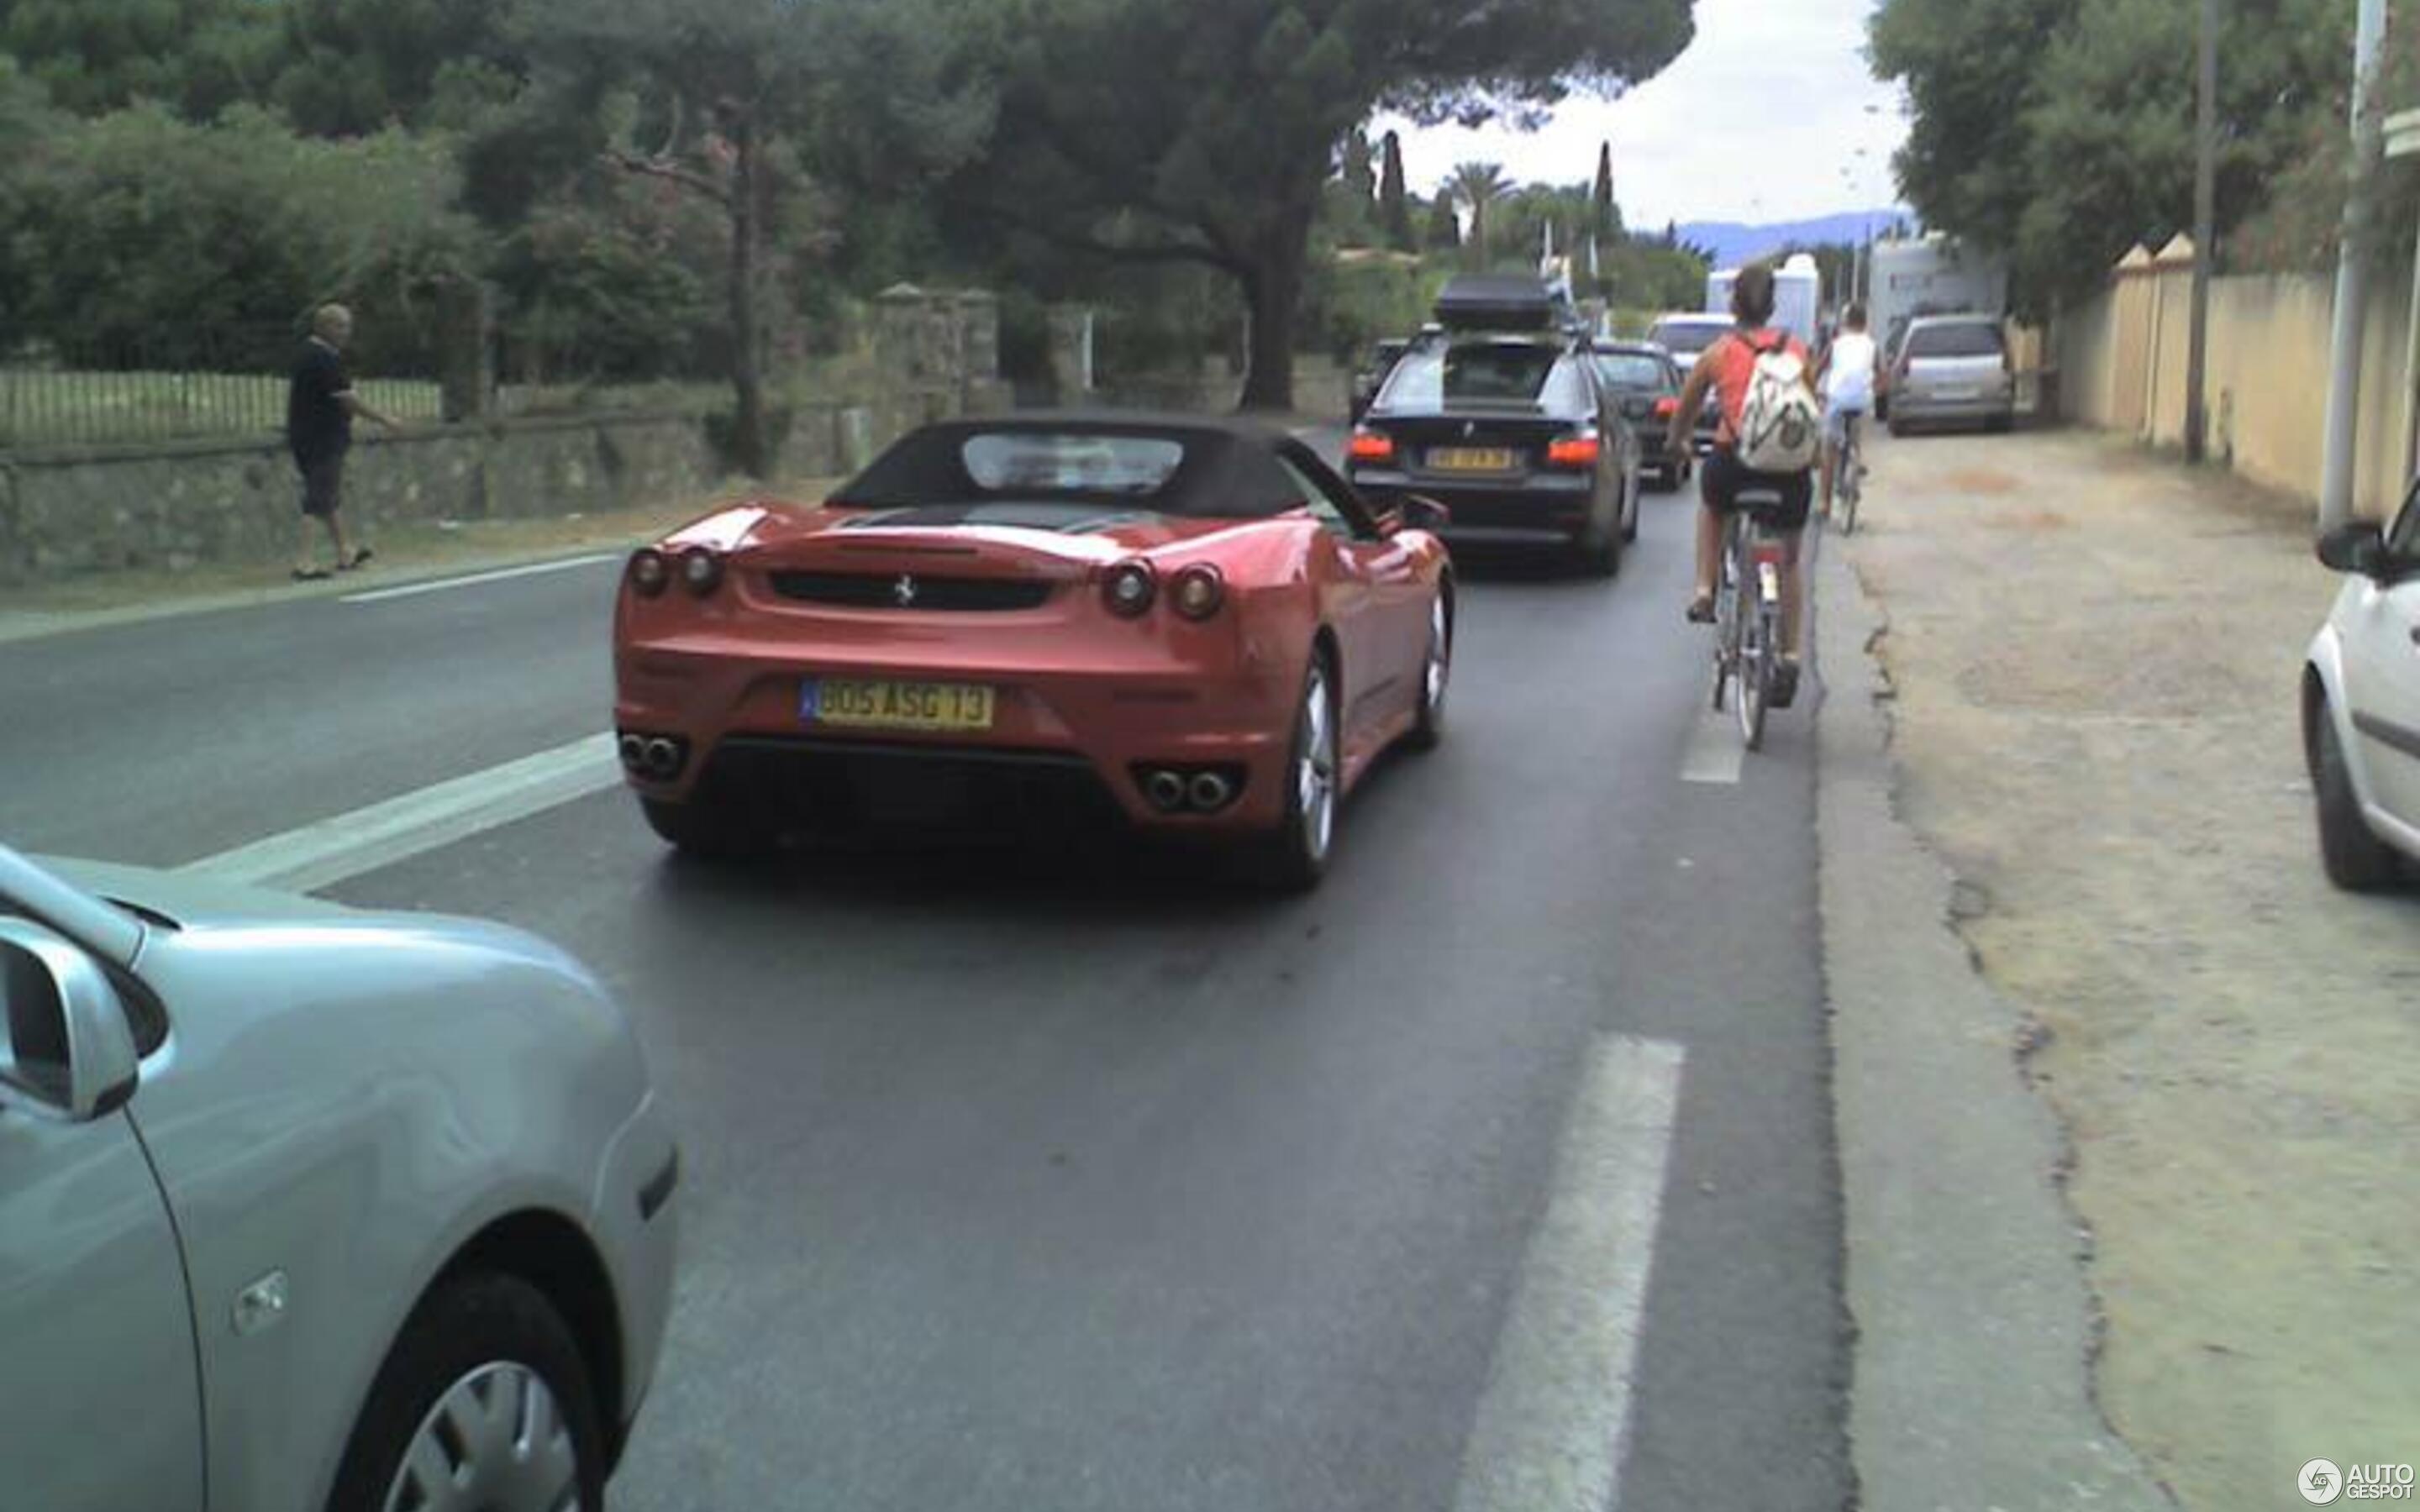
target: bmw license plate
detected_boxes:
[1428,447,1518,472]
[802,679,995,732]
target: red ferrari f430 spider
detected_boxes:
[612,414,1455,889]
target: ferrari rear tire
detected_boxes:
[1255,651,1340,892]
[1406,593,1451,752]
[640,795,772,860]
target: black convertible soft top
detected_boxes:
[830,412,1317,520]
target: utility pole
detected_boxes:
[2319,0,2391,529]
[2184,0,2217,463]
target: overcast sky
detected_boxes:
[1376,0,1911,228]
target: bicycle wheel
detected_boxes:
[1734,528,1771,749]
[1836,426,1862,535]
[1739,599,1774,750]
[1710,515,1742,711]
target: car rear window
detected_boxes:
[1593,352,1670,390]
[1381,343,1581,409]
[1906,323,2005,359]
[959,433,1187,496]
[1649,318,1731,357]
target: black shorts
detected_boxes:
[297,451,346,518]
[1700,448,1812,533]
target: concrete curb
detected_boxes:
[1814,539,2175,1511]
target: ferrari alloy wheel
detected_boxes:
[1407,594,1450,751]
[1260,653,1339,891]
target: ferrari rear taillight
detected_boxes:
[1546,434,1602,469]
[1170,564,1225,621]
[679,547,724,597]
[1103,559,1157,617]
[1347,429,1396,465]
[629,549,670,597]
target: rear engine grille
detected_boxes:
[768,571,1054,612]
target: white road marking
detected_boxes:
[1679,709,1745,785]
[339,553,621,604]
[180,732,623,893]
[1454,1033,1686,1512]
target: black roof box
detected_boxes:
[1432,274,1561,333]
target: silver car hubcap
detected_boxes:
[1297,666,1337,861]
[1423,601,1450,714]
[384,1362,579,1512]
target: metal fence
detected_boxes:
[0,328,445,451]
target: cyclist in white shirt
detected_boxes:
[1813,303,1877,520]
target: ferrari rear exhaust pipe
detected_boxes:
[618,734,649,770]
[1144,769,1187,812]
[1186,772,1234,811]
[643,738,681,778]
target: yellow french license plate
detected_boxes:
[803,679,996,732]
[1429,446,1518,472]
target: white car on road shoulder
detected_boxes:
[0,843,678,1512]
[2303,476,2420,890]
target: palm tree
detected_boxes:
[1447,161,1509,266]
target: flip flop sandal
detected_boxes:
[292,566,331,581]
[344,548,375,570]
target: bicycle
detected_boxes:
[1709,489,1792,751]
[1829,410,1867,535]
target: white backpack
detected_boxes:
[1735,335,1821,474]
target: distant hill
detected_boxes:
[1670,211,1910,268]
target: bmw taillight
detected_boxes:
[1103,559,1157,617]
[1347,429,1397,465]
[1546,434,1602,470]
[629,549,670,597]
[1170,564,1225,621]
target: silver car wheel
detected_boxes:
[1298,664,1338,862]
[384,1362,580,1512]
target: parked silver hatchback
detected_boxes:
[0,843,677,1512]
[1885,314,2016,434]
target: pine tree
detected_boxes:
[1379,129,1415,250]
[1424,195,1462,251]
[1342,128,1376,201]
[1591,141,1619,239]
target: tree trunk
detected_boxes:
[727,112,770,478]
[1237,197,1315,413]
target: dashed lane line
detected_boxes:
[1453,1033,1686,1512]
[1679,708,1746,785]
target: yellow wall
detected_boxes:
[2055,264,2416,522]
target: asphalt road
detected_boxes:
[4,465,1851,1509]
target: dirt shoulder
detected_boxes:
[0,475,839,646]
[1839,427,2420,1507]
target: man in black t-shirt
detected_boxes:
[287,303,396,580]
